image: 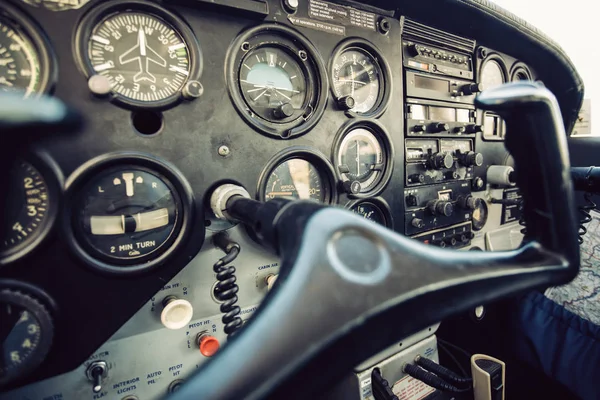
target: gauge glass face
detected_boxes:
[265,159,324,202]
[87,12,191,103]
[332,48,381,113]
[0,301,43,380]
[472,200,488,231]
[239,46,307,122]
[2,161,50,255]
[0,18,43,97]
[350,202,386,226]
[75,168,180,263]
[337,128,384,191]
[481,60,505,90]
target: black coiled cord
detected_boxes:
[403,364,470,393]
[578,192,596,244]
[414,356,472,387]
[213,234,243,337]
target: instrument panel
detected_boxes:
[0,0,538,397]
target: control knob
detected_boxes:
[454,126,466,134]
[465,124,483,134]
[408,174,425,184]
[430,122,450,133]
[427,152,454,170]
[458,195,482,210]
[413,124,426,133]
[160,296,193,330]
[411,218,425,228]
[459,151,484,167]
[427,200,454,217]
[461,83,484,96]
[337,95,356,110]
[445,236,458,247]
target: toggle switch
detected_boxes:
[86,361,108,393]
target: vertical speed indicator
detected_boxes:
[76,1,202,109]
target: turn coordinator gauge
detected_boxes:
[64,153,194,274]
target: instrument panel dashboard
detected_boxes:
[0,0,539,395]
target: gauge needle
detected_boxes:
[356,140,360,176]
[122,173,135,197]
[275,90,292,101]
[138,27,147,56]
[254,89,268,101]
[350,65,355,98]
[250,84,300,93]
[267,192,294,196]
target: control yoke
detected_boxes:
[172,82,579,400]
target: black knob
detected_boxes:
[407,43,420,56]
[508,170,517,185]
[282,0,299,12]
[458,195,482,210]
[460,232,475,243]
[465,124,483,134]
[275,103,294,119]
[445,236,458,247]
[445,171,459,180]
[461,83,483,96]
[337,95,356,110]
[432,239,446,248]
[405,194,418,207]
[413,124,426,133]
[408,173,425,184]
[427,200,454,217]
[411,218,425,228]
[454,126,466,134]
[430,122,450,133]
[472,177,484,190]
[342,180,361,194]
[428,152,454,170]
[459,151,484,167]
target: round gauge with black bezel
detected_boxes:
[0,3,56,97]
[1,152,62,266]
[258,147,337,204]
[227,24,328,139]
[480,55,507,90]
[74,0,202,110]
[510,62,532,82]
[63,153,195,275]
[330,39,391,117]
[347,198,392,228]
[333,121,393,198]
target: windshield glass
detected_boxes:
[494,0,596,135]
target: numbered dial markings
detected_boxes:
[337,128,384,192]
[0,303,43,378]
[350,202,387,226]
[0,18,43,97]
[239,47,307,122]
[87,12,191,103]
[2,162,50,253]
[265,159,324,202]
[75,168,180,264]
[332,48,381,113]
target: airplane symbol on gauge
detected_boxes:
[119,27,167,83]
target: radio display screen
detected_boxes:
[429,106,455,121]
[415,75,449,92]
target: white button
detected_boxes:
[161,298,193,330]
[266,274,279,291]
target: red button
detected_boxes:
[199,335,220,357]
